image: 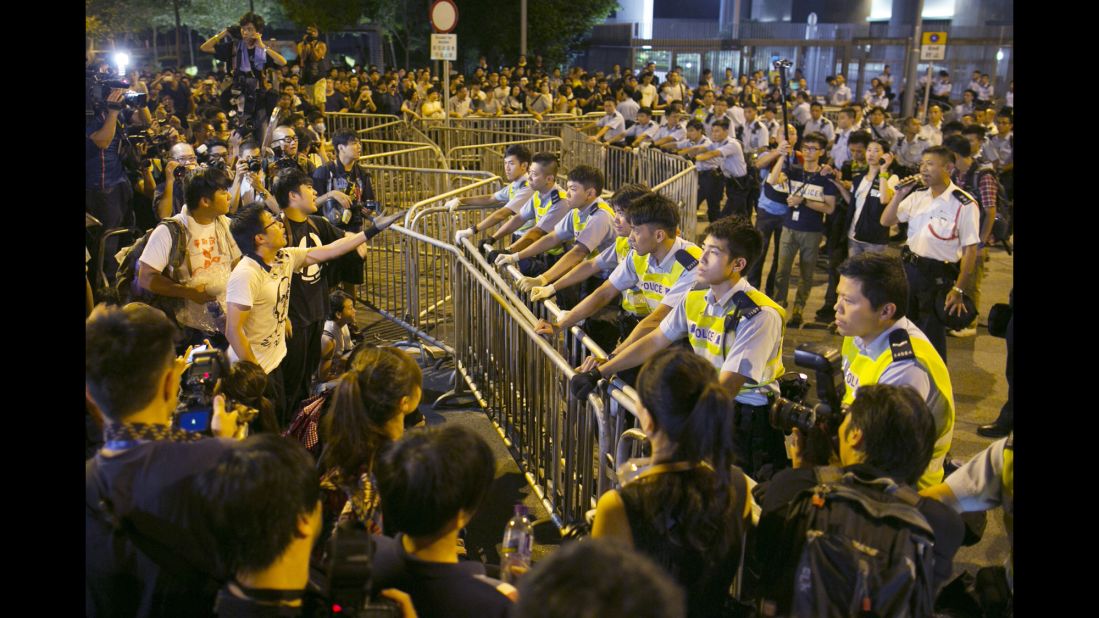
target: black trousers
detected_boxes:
[279,316,325,423]
[722,175,752,219]
[264,364,287,429]
[733,400,789,482]
[699,171,725,222]
[902,256,959,361]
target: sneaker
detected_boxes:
[947,326,977,338]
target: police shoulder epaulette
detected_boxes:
[731,291,762,320]
[589,202,603,215]
[549,189,562,204]
[674,248,699,270]
[952,188,975,205]
[519,179,530,188]
[887,329,917,363]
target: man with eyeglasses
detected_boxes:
[155,142,199,219]
[266,125,316,179]
[881,146,980,361]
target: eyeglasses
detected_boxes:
[174,156,198,164]
[274,136,297,144]
[264,217,284,231]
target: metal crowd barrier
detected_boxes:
[650,162,700,241]
[447,136,565,177]
[357,142,448,170]
[362,165,494,215]
[324,112,403,138]
[415,116,541,152]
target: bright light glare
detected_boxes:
[113,52,130,74]
[996,49,1004,61]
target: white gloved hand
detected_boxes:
[517,275,547,292]
[455,227,474,243]
[530,284,556,302]
[445,198,462,210]
[494,252,519,267]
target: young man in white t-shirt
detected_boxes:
[138,167,241,348]
[225,202,402,425]
[318,289,356,383]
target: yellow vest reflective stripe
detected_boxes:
[615,237,650,316]
[630,243,702,312]
[683,288,786,395]
[840,333,956,489]
[571,201,615,256]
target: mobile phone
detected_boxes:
[177,408,213,433]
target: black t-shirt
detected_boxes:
[370,534,512,618]
[285,215,344,324]
[752,464,964,594]
[325,90,347,113]
[311,161,377,226]
[782,166,836,233]
[86,438,236,618]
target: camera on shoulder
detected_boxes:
[302,520,402,617]
[770,342,847,465]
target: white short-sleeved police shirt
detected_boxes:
[897,182,981,263]
[552,201,616,255]
[495,176,535,215]
[608,237,701,310]
[516,185,572,233]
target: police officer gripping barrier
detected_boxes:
[570,216,789,480]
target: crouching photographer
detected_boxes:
[86,303,247,617]
[741,381,965,617]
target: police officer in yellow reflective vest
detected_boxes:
[536,193,702,377]
[496,165,616,309]
[521,185,653,345]
[461,152,572,277]
[833,252,956,489]
[452,144,533,245]
[571,216,789,478]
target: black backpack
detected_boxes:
[112,218,188,313]
[760,467,937,617]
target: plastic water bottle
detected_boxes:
[501,503,533,584]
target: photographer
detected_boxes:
[268,125,316,177]
[138,166,242,349]
[231,139,278,213]
[833,252,956,489]
[200,12,287,138]
[87,85,134,280]
[297,25,329,96]
[155,142,199,219]
[86,303,244,617]
[747,384,964,615]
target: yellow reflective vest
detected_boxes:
[630,242,703,313]
[615,237,649,316]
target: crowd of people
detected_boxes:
[86,9,1014,617]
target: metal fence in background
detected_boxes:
[447,136,565,177]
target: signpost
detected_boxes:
[919,32,947,121]
[430,0,459,127]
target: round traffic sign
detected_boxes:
[930,34,939,43]
[430,0,459,33]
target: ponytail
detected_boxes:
[681,382,736,486]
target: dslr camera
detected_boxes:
[303,520,402,617]
[174,347,228,434]
[770,343,847,464]
[86,69,147,116]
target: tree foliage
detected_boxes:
[279,0,364,32]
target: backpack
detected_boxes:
[112,218,189,314]
[761,467,937,617]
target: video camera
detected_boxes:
[86,69,147,116]
[303,520,402,617]
[322,184,381,232]
[770,343,847,464]
[174,347,228,434]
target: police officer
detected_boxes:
[571,216,788,479]
[700,118,750,219]
[674,119,719,220]
[833,252,956,489]
[740,102,770,156]
[803,101,835,145]
[458,152,569,276]
[495,165,615,308]
[881,145,980,361]
[536,193,702,359]
[451,144,534,246]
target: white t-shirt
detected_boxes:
[139,209,241,332]
[225,247,310,374]
[638,84,658,108]
[323,320,353,358]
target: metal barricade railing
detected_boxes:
[358,143,448,170]
[447,136,565,177]
[535,112,605,138]
[415,116,541,152]
[325,112,403,137]
[650,162,700,241]
[361,166,494,213]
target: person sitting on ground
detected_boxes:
[318,289,356,382]
[371,424,513,618]
[318,345,424,536]
[593,347,751,618]
[515,539,686,618]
